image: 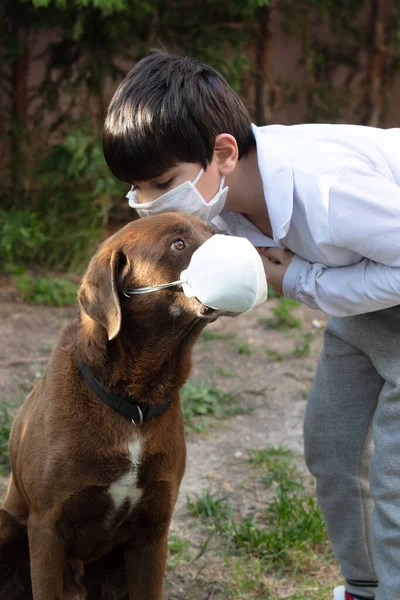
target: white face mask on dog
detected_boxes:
[124,234,268,314]
[126,167,228,222]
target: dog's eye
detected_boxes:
[171,239,186,251]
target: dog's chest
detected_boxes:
[108,438,143,512]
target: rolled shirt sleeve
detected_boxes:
[282,163,400,316]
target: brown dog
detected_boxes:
[0,212,228,600]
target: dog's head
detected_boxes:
[78,212,221,345]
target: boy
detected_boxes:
[103,50,400,600]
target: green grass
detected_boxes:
[41,343,54,352]
[265,349,284,362]
[181,380,252,432]
[187,448,329,573]
[201,331,237,342]
[211,367,235,378]
[267,287,280,299]
[293,333,314,358]
[264,482,327,557]
[225,557,272,599]
[235,342,252,355]
[14,274,78,307]
[300,387,309,399]
[188,489,232,521]
[249,449,326,562]
[258,298,301,330]
[265,333,314,362]
[248,446,293,470]
[167,534,191,570]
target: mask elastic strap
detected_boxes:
[192,168,204,186]
[192,169,225,192]
[123,279,186,296]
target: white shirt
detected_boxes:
[214,122,400,317]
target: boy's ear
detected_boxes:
[214,133,239,176]
[78,249,130,341]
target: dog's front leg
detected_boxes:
[28,513,66,600]
[124,532,168,600]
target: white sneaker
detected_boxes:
[333,587,351,600]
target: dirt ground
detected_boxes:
[0,285,339,598]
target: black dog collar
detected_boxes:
[76,351,172,427]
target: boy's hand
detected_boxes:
[256,247,295,296]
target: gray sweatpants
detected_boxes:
[304,307,400,600]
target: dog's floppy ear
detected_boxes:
[78,248,129,341]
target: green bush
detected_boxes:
[33,125,124,272]
[0,208,48,273]
[0,404,13,473]
[14,274,78,306]
[1,125,125,275]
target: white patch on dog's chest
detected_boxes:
[108,438,143,512]
[169,305,182,318]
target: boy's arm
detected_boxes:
[283,163,400,317]
[283,257,400,316]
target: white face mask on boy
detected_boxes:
[126,167,229,221]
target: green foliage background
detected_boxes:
[1,0,400,275]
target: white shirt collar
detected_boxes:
[251,123,294,241]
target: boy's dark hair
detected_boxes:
[102,50,255,183]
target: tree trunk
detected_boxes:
[363,0,386,127]
[254,5,271,125]
[10,19,30,198]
